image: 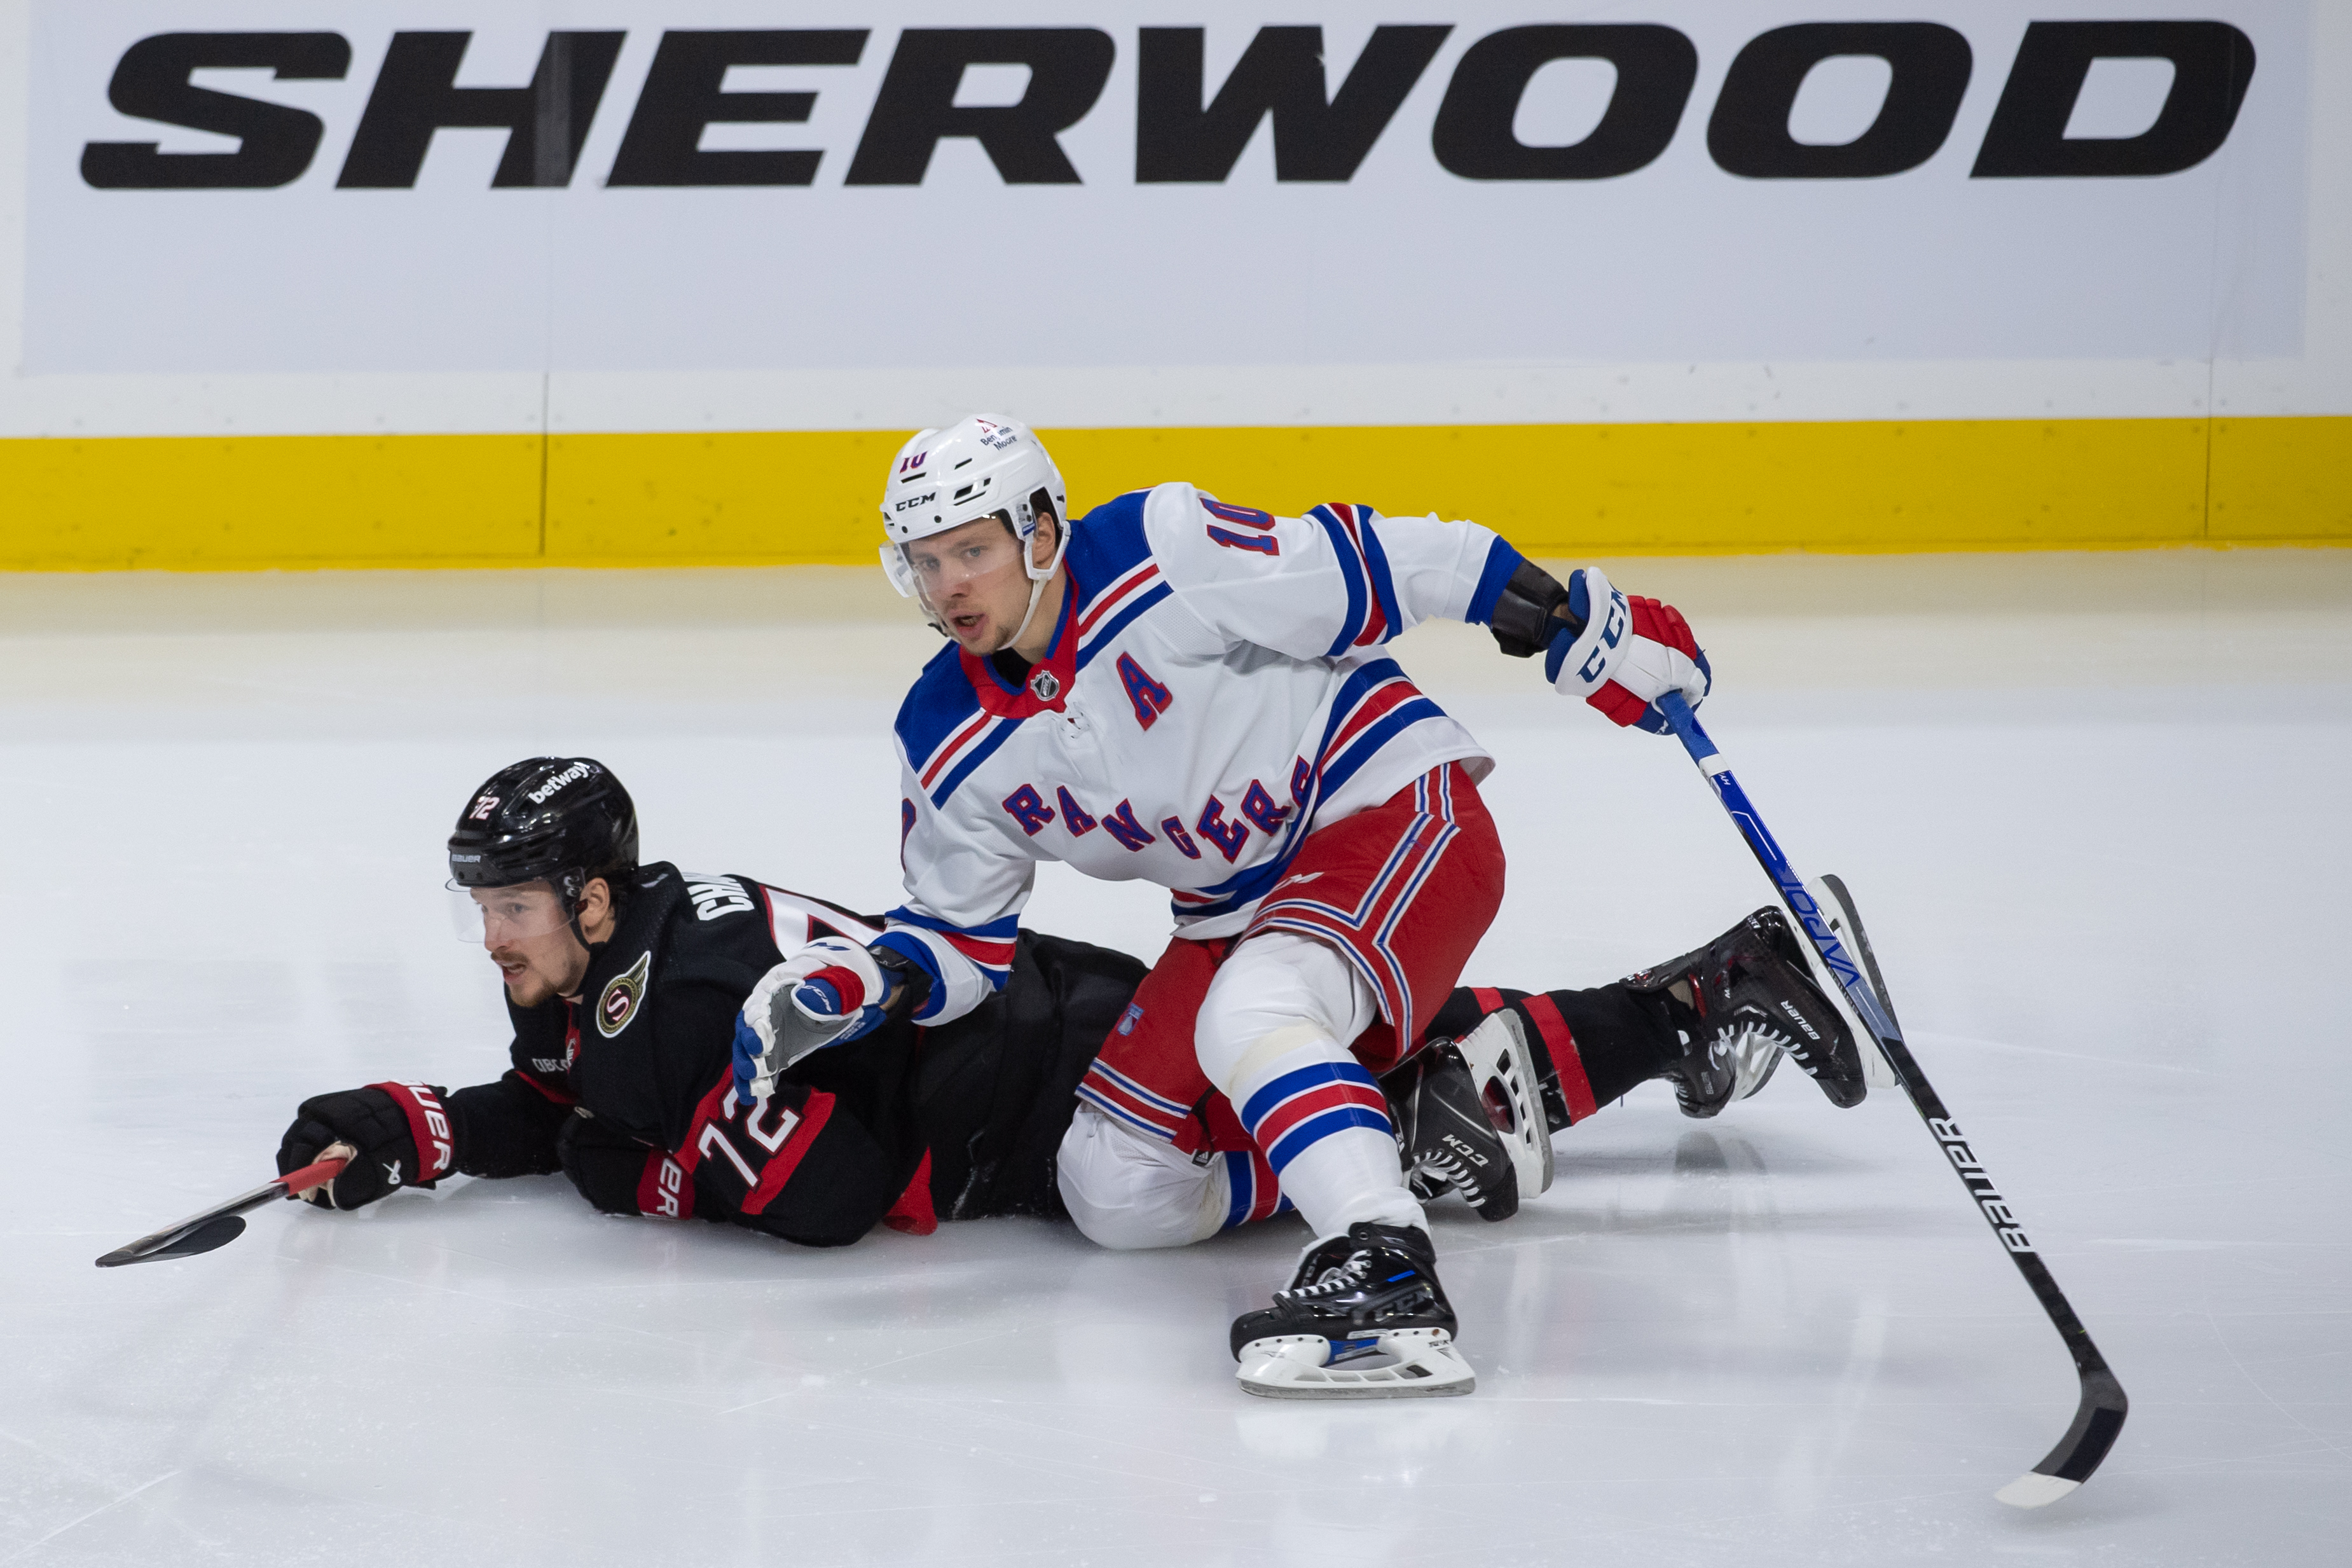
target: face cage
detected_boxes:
[880,498,1069,649]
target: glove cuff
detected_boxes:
[368,1081,457,1185]
[636,1150,696,1220]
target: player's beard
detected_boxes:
[493,940,579,1008]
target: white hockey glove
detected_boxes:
[730,938,891,1102]
[1544,567,1711,734]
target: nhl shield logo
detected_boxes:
[1028,668,1061,702]
[596,951,652,1038]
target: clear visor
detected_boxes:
[886,518,1031,621]
[446,880,573,945]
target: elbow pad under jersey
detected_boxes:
[1487,560,1586,658]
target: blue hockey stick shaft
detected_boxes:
[1652,693,1903,1050]
[1653,690,2125,1504]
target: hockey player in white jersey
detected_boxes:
[736,414,1866,1399]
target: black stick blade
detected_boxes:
[1997,1368,2130,1507]
[96,1213,249,1268]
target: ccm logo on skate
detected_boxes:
[1439,1133,1491,1168]
[78,20,2259,191]
[1930,1118,2034,1253]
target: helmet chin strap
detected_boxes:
[993,510,1069,656]
[996,574,1053,654]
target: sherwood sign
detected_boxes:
[23,3,2307,377]
[85,21,2256,191]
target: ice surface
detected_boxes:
[3,553,2348,1566]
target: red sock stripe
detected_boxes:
[1518,994,1597,1122]
[1472,987,1506,1015]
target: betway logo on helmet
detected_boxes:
[79,18,2259,192]
[527,763,593,806]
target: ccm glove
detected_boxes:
[1544,567,1711,733]
[276,1082,457,1211]
[732,938,891,1101]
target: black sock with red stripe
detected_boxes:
[1424,986,1683,1132]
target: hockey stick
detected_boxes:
[94,1155,347,1269]
[1654,691,2126,1508]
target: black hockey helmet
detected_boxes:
[447,757,638,899]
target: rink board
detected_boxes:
[6,1,2350,567]
[4,415,2347,569]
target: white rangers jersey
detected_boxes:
[870,481,1528,1028]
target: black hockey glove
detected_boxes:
[277,1082,457,1211]
[556,1111,696,1220]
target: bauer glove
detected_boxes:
[1544,567,1711,733]
[556,1111,697,1220]
[276,1082,457,1210]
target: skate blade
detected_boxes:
[1235,1329,1476,1400]
[1793,876,1901,1092]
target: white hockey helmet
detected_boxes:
[879,414,1072,647]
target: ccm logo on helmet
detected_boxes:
[81,20,2257,192]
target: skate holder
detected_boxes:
[1235,1328,1476,1400]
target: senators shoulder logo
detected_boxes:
[596,951,652,1039]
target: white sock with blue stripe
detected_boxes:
[1228,1038,1422,1239]
[1198,931,1424,1241]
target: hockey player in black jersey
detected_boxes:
[276,755,1152,1243]
[275,756,1866,1252]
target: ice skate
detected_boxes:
[1627,907,1869,1112]
[1230,1222,1474,1399]
[1384,1010,1553,1221]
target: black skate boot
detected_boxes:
[1382,1010,1553,1221]
[1230,1221,1474,1398]
[1627,907,1868,1112]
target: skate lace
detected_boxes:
[1287,1253,1375,1302]
[1415,1148,1486,1200]
[1716,1021,1794,1061]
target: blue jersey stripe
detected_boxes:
[1359,514,1403,646]
[1310,506,1371,656]
[1075,582,1171,671]
[1079,1085,1179,1138]
[1467,536,1524,626]
[1318,698,1446,799]
[927,718,1019,808]
[893,642,985,772]
[884,907,1019,939]
[872,930,952,1017]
